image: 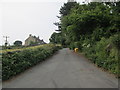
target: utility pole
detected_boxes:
[3,36,9,47]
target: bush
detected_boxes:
[74,41,82,51]
[111,34,120,49]
[2,44,61,80]
[69,42,75,50]
[81,36,119,77]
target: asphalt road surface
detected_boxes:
[3,48,118,88]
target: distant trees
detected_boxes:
[14,40,22,46]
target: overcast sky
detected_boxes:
[0,0,85,45]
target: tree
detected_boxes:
[60,2,78,16]
[49,32,62,44]
[50,1,119,47]
[14,40,22,46]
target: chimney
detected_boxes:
[38,36,39,39]
[29,34,32,37]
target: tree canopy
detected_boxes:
[50,1,120,47]
[14,40,22,46]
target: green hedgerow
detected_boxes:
[2,44,61,81]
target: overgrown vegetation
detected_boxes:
[50,1,120,77]
[2,44,61,80]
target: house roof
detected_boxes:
[25,34,46,44]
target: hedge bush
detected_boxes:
[2,44,61,81]
[81,35,119,77]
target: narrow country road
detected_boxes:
[3,48,118,88]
